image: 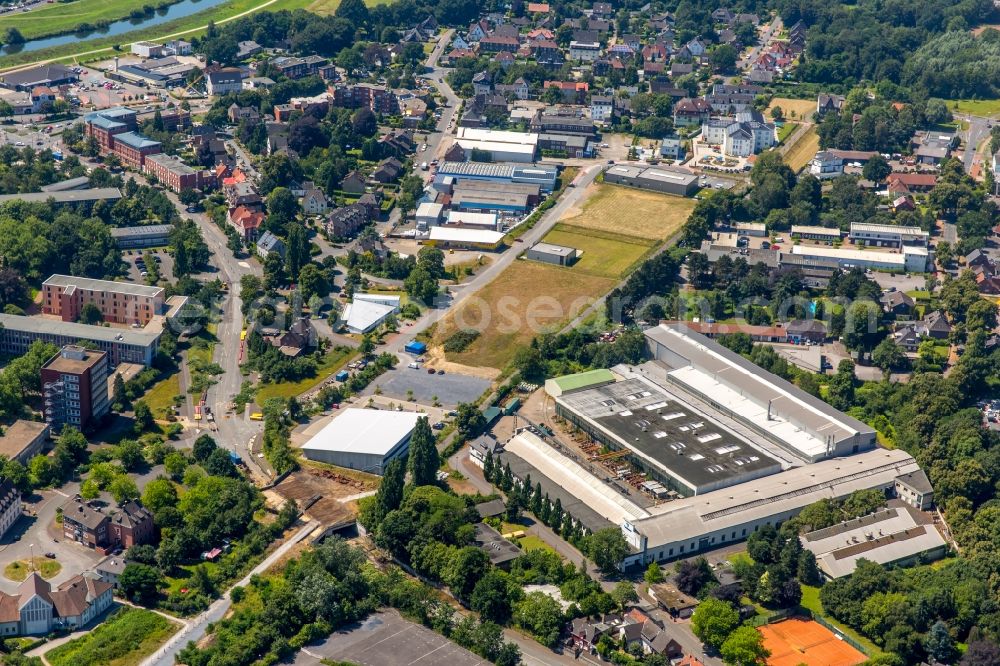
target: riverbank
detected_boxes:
[0,0,181,44]
[0,0,310,70]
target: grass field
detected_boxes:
[799,584,883,657]
[559,183,696,241]
[767,97,816,121]
[777,122,799,144]
[0,0,180,42]
[144,371,181,419]
[255,346,356,402]
[948,98,1000,117]
[307,0,390,14]
[783,125,820,172]
[4,558,61,581]
[516,534,558,554]
[0,0,316,69]
[541,224,655,278]
[435,262,615,370]
[46,607,179,666]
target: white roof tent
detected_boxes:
[645,323,876,463]
[300,408,421,475]
[428,226,505,247]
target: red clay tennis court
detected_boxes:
[757,617,867,666]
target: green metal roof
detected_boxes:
[550,369,615,393]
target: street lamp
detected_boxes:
[28,543,34,571]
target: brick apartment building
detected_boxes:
[143,153,214,192]
[83,107,161,168]
[61,498,155,553]
[272,55,328,79]
[333,83,399,114]
[41,346,110,433]
[83,107,137,152]
[42,275,164,325]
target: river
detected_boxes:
[2,0,228,55]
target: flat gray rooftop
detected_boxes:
[0,313,160,345]
[44,274,164,299]
[0,188,122,204]
[558,377,780,492]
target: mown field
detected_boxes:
[541,224,655,278]
[434,262,615,370]
[558,183,696,241]
[767,96,816,121]
[783,125,821,172]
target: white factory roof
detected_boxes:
[791,245,906,266]
[415,202,444,219]
[302,408,421,457]
[632,448,921,547]
[446,211,498,227]
[429,227,505,245]
[648,324,873,461]
[802,504,947,578]
[455,139,538,158]
[850,222,927,237]
[342,299,396,333]
[506,431,649,525]
[353,293,401,307]
[791,225,842,237]
[456,127,539,146]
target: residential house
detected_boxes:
[670,61,694,77]
[705,83,761,113]
[357,191,383,219]
[61,498,155,552]
[543,80,589,104]
[817,93,845,115]
[659,132,684,160]
[673,97,712,126]
[881,290,915,317]
[326,204,370,238]
[206,68,244,96]
[256,231,285,259]
[371,157,404,183]
[569,40,601,61]
[0,479,21,540]
[228,205,265,241]
[494,50,515,69]
[472,71,493,96]
[495,77,530,100]
[642,43,668,62]
[301,185,329,215]
[0,572,113,636]
[591,95,614,124]
[340,170,367,194]
[684,37,707,57]
[263,317,316,357]
[467,20,489,43]
[479,35,520,53]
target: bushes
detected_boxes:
[443,328,480,353]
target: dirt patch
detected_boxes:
[423,345,502,380]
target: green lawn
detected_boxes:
[905,290,932,301]
[165,561,220,595]
[799,584,883,657]
[0,0,316,69]
[0,0,180,42]
[541,224,656,278]
[255,346,356,402]
[948,98,1000,118]
[777,121,799,143]
[516,534,558,555]
[144,371,181,420]
[4,558,61,581]
[46,607,179,666]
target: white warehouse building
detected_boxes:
[300,409,422,474]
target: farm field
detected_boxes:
[541,224,654,278]
[435,261,615,370]
[559,183,696,241]
[46,607,180,666]
[783,125,821,172]
[767,97,816,121]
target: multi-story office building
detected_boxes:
[40,346,110,432]
[43,275,164,326]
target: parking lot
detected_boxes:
[363,365,491,407]
[292,610,488,666]
[123,248,175,284]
